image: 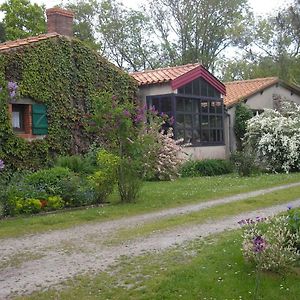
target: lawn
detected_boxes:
[18,229,300,300]
[1,173,300,239]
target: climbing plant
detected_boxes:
[0,36,137,171]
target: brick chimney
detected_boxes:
[46,8,74,37]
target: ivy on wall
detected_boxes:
[0,36,137,170]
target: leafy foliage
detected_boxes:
[0,0,46,41]
[180,159,233,177]
[234,103,254,150]
[0,35,136,171]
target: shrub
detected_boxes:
[7,197,42,216]
[240,214,300,271]
[25,167,73,196]
[230,150,258,176]
[180,159,233,177]
[234,103,253,150]
[46,196,64,211]
[244,101,300,173]
[88,149,120,203]
[54,154,96,174]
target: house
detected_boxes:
[224,77,300,151]
[130,64,229,160]
[0,7,136,170]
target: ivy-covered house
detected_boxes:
[130,64,229,159]
[0,8,136,170]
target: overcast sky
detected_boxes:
[0,0,294,16]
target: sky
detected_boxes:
[0,0,294,17]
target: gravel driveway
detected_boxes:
[1,182,300,299]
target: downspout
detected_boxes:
[225,108,232,155]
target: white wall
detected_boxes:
[182,145,227,160]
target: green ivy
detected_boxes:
[0,36,137,171]
[234,103,253,150]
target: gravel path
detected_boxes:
[0,182,300,299]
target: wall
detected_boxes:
[182,145,227,160]
[138,83,173,105]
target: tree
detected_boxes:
[222,0,300,83]
[0,22,6,42]
[98,0,161,71]
[63,0,101,51]
[148,0,250,71]
[0,0,46,41]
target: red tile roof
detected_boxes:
[0,33,61,52]
[130,63,200,86]
[224,77,279,107]
[130,63,226,95]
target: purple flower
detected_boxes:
[10,90,16,98]
[0,159,4,170]
[123,109,131,117]
[287,205,292,210]
[8,81,18,91]
[149,105,158,115]
[169,116,175,125]
[134,113,144,123]
[253,236,267,253]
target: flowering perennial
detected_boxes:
[240,213,300,270]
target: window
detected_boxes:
[146,78,224,146]
[10,102,48,136]
[12,104,26,131]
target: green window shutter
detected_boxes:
[32,104,48,135]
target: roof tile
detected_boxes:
[0,33,61,52]
[130,63,200,86]
[224,77,279,107]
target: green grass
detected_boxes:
[17,230,300,300]
[1,173,300,239]
[109,185,300,244]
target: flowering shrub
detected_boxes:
[244,101,300,172]
[240,213,300,271]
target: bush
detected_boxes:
[180,159,233,177]
[54,154,96,174]
[7,197,42,216]
[25,167,73,196]
[46,196,64,211]
[88,149,120,203]
[240,214,300,271]
[230,150,258,176]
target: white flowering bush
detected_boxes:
[244,101,300,172]
[240,214,300,271]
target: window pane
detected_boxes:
[209,101,216,113]
[201,115,209,128]
[201,81,207,96]
[185,83,192,95]
[201,101,208,113]
[210,115,216,128]
[12,111,21,128]
[151,98,160,110]
[185,114,193,127]
[193,129,201,143]
[161,97,172,112]
[192,79,200,95]
[185,129,192,142]
[177,129,184,139]
[176,114,184,128]
[201,129,210,142]
[208,85,214,97]
[185,98,193,112]
[176,97,184,111]
[216,116,222,128]
[215,101,222,113]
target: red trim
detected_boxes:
[171,65,226,95]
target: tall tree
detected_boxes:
[0,0,46,41]
[148,0,250,71]
[63,0,101,50]
[223,0,300,83]
[98,0,161,71]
